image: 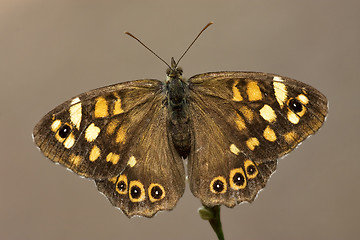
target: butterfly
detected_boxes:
[33,23,328,218]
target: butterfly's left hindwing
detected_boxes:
[95,97,185,217]
[187,72,327,207]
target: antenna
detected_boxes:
[125,22,214,69]
[124,31,171,69]
[176,22,213,67]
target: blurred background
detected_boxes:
[1,1,359,239]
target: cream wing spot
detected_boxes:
[273,76,284,82]
[89,145,101,162]
[230,144,241,155]
[113,93,124,115]
[51,120,62,132]
[71,97,81,105]
[69,102,82,130]
[273,82,287,108]
[239,106,254,122]
[246,81,262,101]
[287,111,300,124]
[94,97,109,118]
[85,123,101,142]
[259,104,277,123]
[63,133,75,149]
[235,113,246,131]
[106,152,120,165]
[231,80,243,101]
[263,125,277,142]
[108,176,117,184]
[116,126,126,143]
[246,137,260,150]
[113,99,124,115]
[297,94,309,105]
[127,156,137,167]
[107,119,120,135]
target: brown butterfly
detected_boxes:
[33,23,328,217]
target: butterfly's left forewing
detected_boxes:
[33,80,164,179]
[187,72,327,207]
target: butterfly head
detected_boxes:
[166,57,183,82]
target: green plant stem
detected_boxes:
[198,205,225,240]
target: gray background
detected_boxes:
[1,1,359,240]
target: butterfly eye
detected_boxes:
[177,67,183,75]
[166,68,171,76]
[58,124,72,138]
[288,98,303,113]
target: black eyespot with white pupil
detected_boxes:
[58,124,71,138]
[117,180,127,192]
[130,185,141,199]
[233,172,245,186]
[150,186,163,200]
[288,98,303,113]
[247,165,256,175]
[212,179,224,193]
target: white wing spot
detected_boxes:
[71,97,81,105]
[273,76,284,82]
[127,156,137,167]
[85,123,101,142]
[273,82,287,108]
[259,104,277,122]
[69,102,82,130]
[230,144,241,155]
